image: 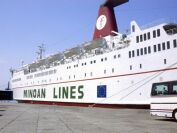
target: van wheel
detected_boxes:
[173,110,177,121]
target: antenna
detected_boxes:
[21,60,24,66]
[36,44,45,60]
[9,67,14,77]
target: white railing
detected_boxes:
[14,37,130,75]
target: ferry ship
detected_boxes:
[11,0,177,108]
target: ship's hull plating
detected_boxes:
[13,67,177,108]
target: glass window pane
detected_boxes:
[136,36,139,43]
[153,30,156,38]
[148,32,151,39]
[148,46,151,54]
[162,42,166,50]
[144,34,147,41]
[172,84,177,94]
[173,39,177,48]
[144,47,147,54]
[158,44,161,51]
[151,84,169,96]
[140,35,143,42]
[167,41,170,49]
[137,49,139,56]
[157,29,160,37]
[132,50,135,57]
[129,51,131,58]
[154,45,157,52]
[141,48,143,55]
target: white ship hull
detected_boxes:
[13,68,177,106]
[11,0,177,108]
[12,35,177,107]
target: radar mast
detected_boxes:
[36,44,45,60]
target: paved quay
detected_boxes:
[0,102,177,133]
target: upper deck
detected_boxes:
[11,20,177,79]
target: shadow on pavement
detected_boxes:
[155,118,176,123]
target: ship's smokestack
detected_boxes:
[93,0,129,40]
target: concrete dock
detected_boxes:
[0,102,177,133]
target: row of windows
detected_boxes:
[129,64,142,70]
[129,59,167,71]
[90,60,96,64]
[67,66,72,69]
[16,58,167,86]
[68,68,116,80]
[27,75,33,79]
[153,29,161,38]
[67,60,97,69]
[67,64,80,69]
[25,79,52,85]
[82,62,87,66]
[14,58,170,86]
[67,54,121,69]
[151,81,177,96]
[129,39,177,58]
[24,68,115,85]
[34,69,57,78]
[136,29,160,43]
[12,78,21,83]
[21,68,117,86]
[114,54,121,59]
[129,46,151,58]
[74,64,79,68]
[101,57,107,62]
[23,53,121,82]
[136,32,150,43]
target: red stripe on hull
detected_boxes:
[18,100,150,109]
[12,67,177,90]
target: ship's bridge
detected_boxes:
[163,23,177,35]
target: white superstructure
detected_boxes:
[10,0,177,107]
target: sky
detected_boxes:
[0,0,177,90]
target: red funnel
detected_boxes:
[93,0,129,40]
[103,0,129,8]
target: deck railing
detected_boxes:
[141,18,177,30]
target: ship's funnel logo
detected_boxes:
[96,15,107,30]
[93,0,129,40]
